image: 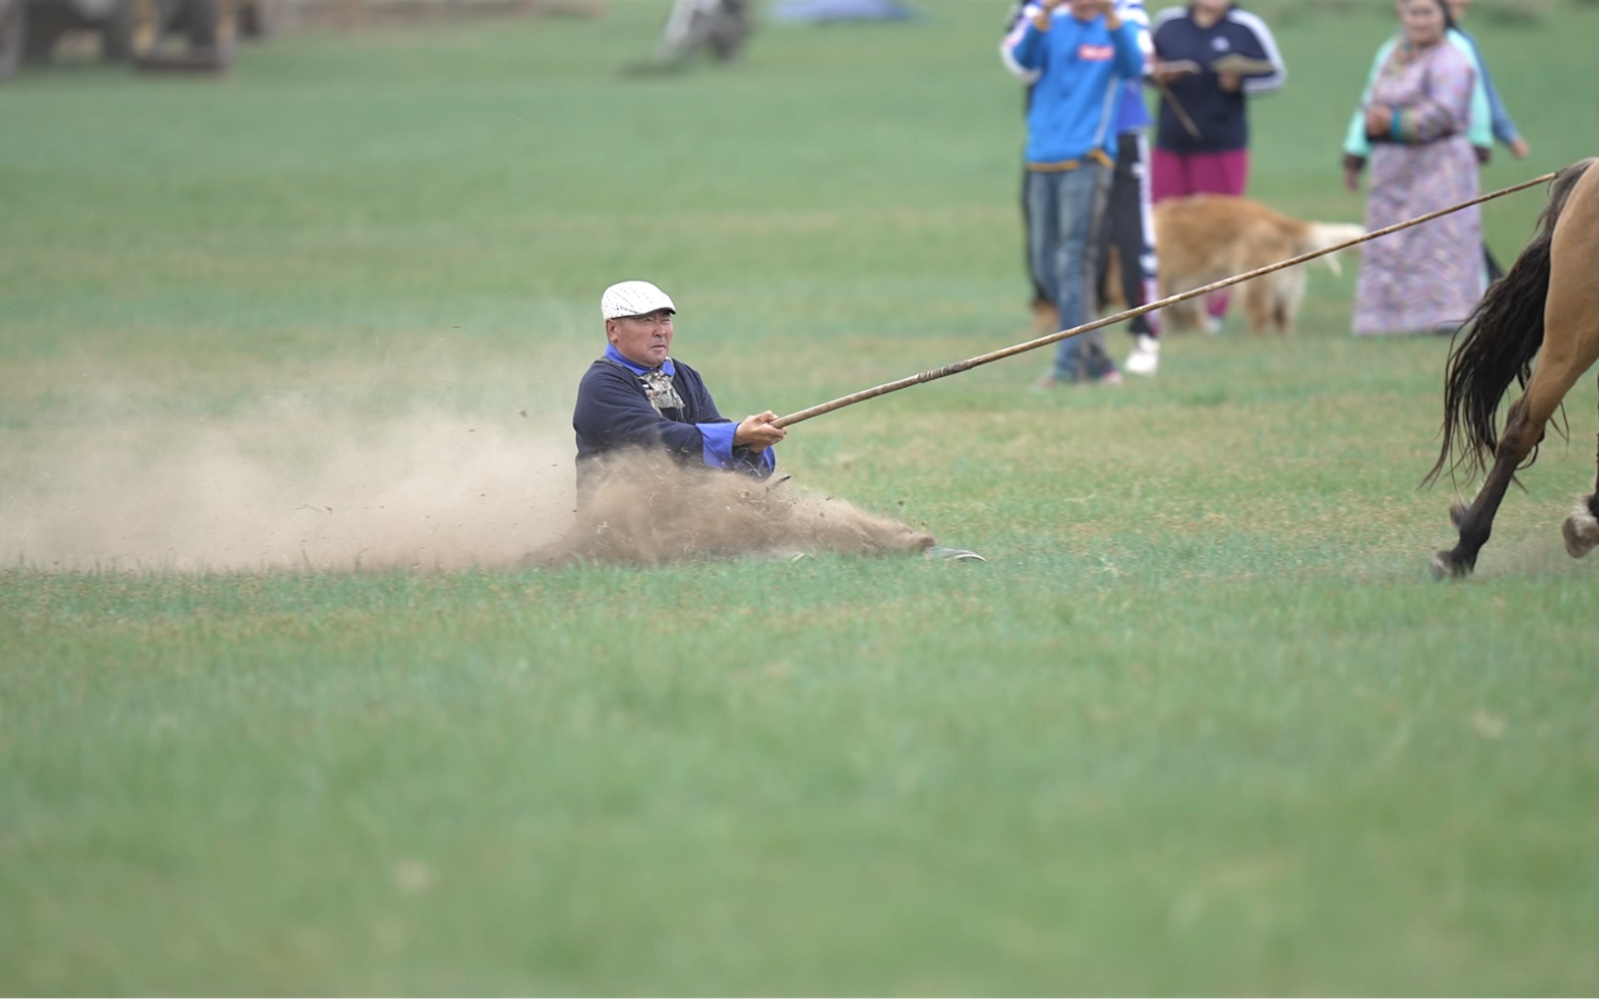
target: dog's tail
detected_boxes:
[1299,222,1366,276]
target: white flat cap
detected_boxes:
[601,280,676,319]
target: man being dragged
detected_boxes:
[567,280,984,563]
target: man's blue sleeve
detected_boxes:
[697,422,775,476]
[678,368,776,477]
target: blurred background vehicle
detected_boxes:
[1,0,275,80]
[0,0,28,78]
[655,0,752,65]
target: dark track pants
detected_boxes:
[1096,131,1159,338]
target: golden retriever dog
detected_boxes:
[1100,195,1365,334]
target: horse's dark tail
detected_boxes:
[1424,159,1596,487]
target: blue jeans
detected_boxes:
[1025,162,1115,381]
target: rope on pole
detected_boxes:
[772,170,1560,430]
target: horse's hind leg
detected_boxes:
[1438,163,1599,578]
[1433,396,1547,579]
[1554,367,1599,556]
[1550,208,1599,560]
[1563,428,1599,558]
[1433,345,1595,579]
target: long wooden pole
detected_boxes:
[772,171,1560,429]
[1154,77,1201,140]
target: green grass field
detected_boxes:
[4,1,1599,992]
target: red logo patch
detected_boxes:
[1077,43,1114,61]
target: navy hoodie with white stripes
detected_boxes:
[1150,4,1285,155]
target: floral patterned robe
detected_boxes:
[1353,40,1483,336]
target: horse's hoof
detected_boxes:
[1430,550,1471,581]
[1562,497,1599,558]
[1428,553,1449,580]
[1449,502,1469,529]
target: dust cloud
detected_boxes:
[1,412,577,573]
[538,451,934,566]
[2,414,934,573]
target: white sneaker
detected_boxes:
[1125,334,1159,376]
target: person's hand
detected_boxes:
[734,411,786,450]
[1342,153,1365,193]
[1510,136,1531,159]
[1364,104,1391,137]
[1217,71,1241,94]
[1151,59,1193,85]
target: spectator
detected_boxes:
[1000,0,1144,388]
[1445,0,1530,162]
[574,280,783,503]
[1445,0,1530,283]
[1342,0,1483,336]
[1346,3,1492,173]
[1005,0,1163,376]
[1148,0,1284,328]
[572,280,984,560]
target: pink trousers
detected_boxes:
[1151,148,1251,319]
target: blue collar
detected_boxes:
[604,343,675,378]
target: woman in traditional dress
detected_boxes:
[1342,0,1483,336]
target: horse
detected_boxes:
[1425,157,1599,579]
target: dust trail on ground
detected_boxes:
[2,415,933,572]
[1472,532,1583,579]
[1,412,577,573]
[533,451,934,566]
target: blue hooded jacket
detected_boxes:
[1003,8,1144,166]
